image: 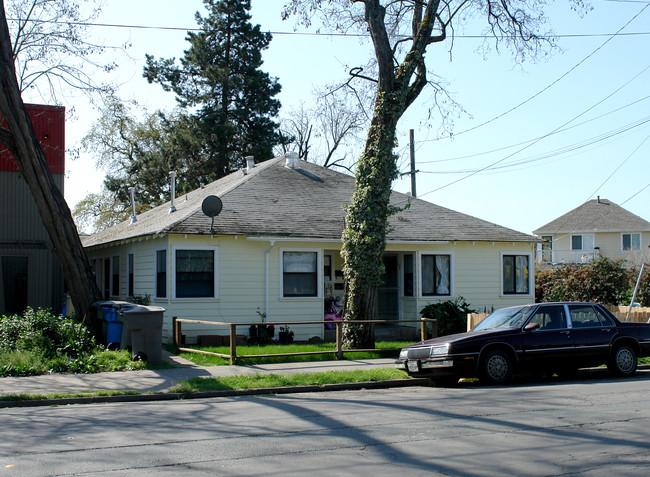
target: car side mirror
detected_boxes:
[524,322,540,332]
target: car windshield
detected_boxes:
[472,306,533,331]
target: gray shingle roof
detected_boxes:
[83,156,537,248]
[533,198,650,234]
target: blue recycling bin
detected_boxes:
[102,306,123,346]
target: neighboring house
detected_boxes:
[533,198,650,265]
[83,154,539,343]
[0,104,65,315]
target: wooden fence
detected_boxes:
[467,305,650,331]
[173,317,438,365]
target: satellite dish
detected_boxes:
[201,195,222,233]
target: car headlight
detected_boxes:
[429,344,450,357]
[399,349,408,360]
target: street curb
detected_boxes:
[0,377,432,409]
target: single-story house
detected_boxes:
[533,198,650,265]
[82,154,539,343]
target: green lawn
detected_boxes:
[170,368,410,393]
[176,341,410,366]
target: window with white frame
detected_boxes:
[127,253,134,297]
[174,248,218,298]
[421,254,451,296]
[571,234,594,251]
[155,250,167,298]
[622,233,641,251]
[503,254,530,295]
[282,250,318,297]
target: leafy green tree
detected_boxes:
[633,267,650,307]
[535,258,632,306]
[143,0,282,180]
[284,0,571,348]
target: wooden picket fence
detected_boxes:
[467,305,650,331]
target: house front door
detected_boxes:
[378,255,399,321]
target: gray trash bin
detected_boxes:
[118,305,165,364]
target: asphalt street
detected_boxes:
[1,370,649,476]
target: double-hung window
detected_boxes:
[282,251,318,297]
[127,253,134,297]
[503,254,530,295]
[155,250,167,298]
[622,233,641,251]
[174,248,218,298]
[421,254,451,296]
[111,255,120,296]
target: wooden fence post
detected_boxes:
[335,321,343,360]
[172,317,180,348]
[420,318,427,341]
[229,323,237,365]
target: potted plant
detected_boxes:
[278,325,294,344]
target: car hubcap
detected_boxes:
[487,355,508,380]
[617,348,634,373]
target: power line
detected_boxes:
[416,60,650,197]
[414,4,650,147]
[6,17,650,39]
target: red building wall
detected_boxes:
[0,104,65,174]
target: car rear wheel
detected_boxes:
[608,344,637,377]
[479,349,512,385]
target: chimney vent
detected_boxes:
[169,171,177,213]
[128,187,137,224]
[246,156,255,171]
[285,151,299,169]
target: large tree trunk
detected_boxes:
[0,3,101,322]
[341,90,402,349]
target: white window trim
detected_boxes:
[127,251,135,297]
[418,251,454,298]
[171,245,219,301]
[621,232,641,252]
[500,252,533,297]
[279,248,322,300]
[154,248,168,300]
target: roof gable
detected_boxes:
[533,199,650,234]
[83,156,537,247]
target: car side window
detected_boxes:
[527,305,567,330]
[568,305,603,328]
[594,308,615,327]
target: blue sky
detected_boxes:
[31,0,649,235]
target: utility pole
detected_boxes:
[409,129,417,198]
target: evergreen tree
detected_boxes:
[144,0,282,181]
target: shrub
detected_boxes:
[420,297,476,337]
[535,258,632,305]
[0,307,97,358]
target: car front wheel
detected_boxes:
[608,344,637,377]
[479,349,512,385]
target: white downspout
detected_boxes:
[265,240,276,322]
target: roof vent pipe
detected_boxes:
[169,171,177,213]
[128,187,137,224]
[246,156,255,171]
[285,151,299,169]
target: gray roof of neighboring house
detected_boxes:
[83,156,537,248]
[533,198,650,234]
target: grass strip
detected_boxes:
[176,341,409,366]
[170,368,410,393]
[0,390,141,402]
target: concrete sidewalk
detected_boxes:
[0,350,399,399]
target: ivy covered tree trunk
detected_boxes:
[341,92,402,348]
[0,4,102,321]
